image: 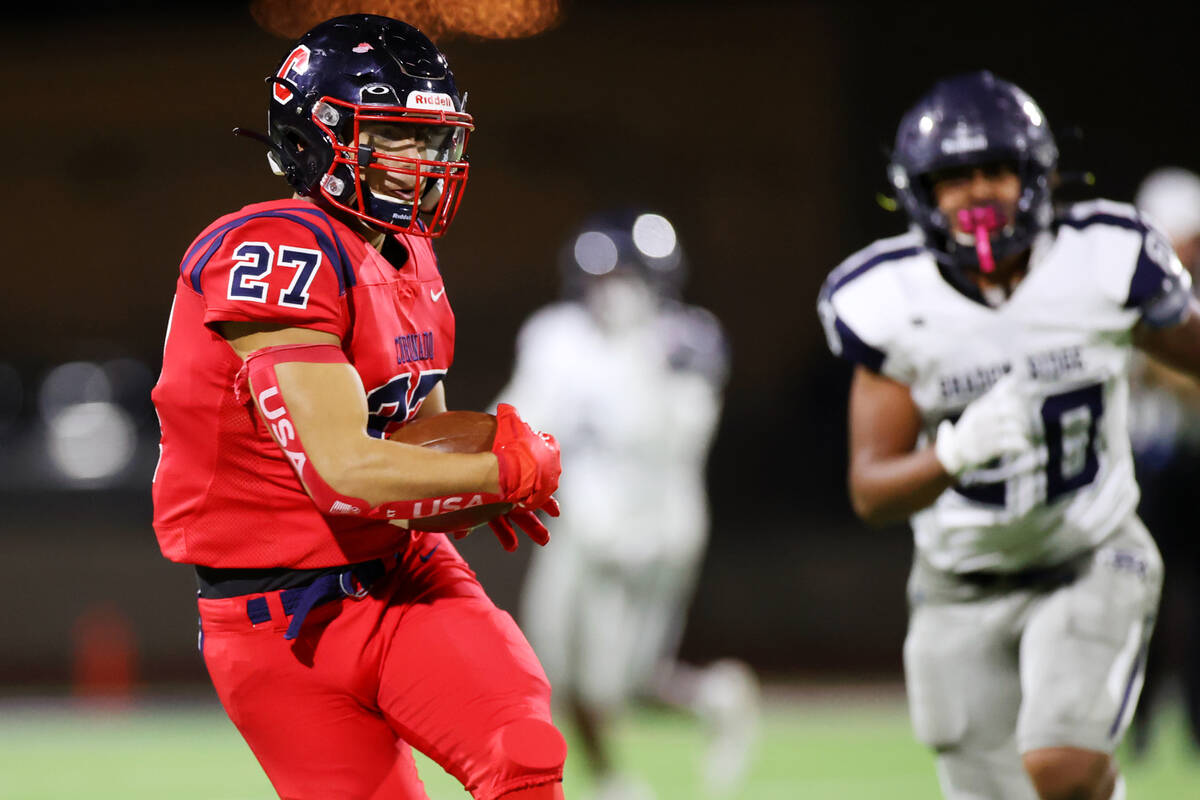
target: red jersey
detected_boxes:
[151,199,456,568]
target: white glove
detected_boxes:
[934,373,1033,477]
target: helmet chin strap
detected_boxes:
[956,206,1007,274]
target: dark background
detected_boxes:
[2,1,1197,692]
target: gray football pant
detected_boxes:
[903,517,1162,799]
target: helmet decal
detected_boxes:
[359,83,402,104]
[939,124,988,156]
[407,91,456,111]
[272,45,310,104]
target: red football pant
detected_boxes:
[197,534,566,799]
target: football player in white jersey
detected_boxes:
[818,71,1200,800]
[493,210,760,800]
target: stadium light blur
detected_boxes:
[632,213,678,259]
[574,231,620,276]
[39,361,139,484]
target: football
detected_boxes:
[387,411,512,532]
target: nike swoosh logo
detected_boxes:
[419,543,441,563]
[431,287,446,302]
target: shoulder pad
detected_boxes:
[818,232,925,372]
[1057,199,1148,235]
[182,206,355,331]
[181,204,358,296]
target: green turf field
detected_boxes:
[0,688,1195,799]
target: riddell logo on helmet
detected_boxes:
[273,45,311,104]
[407,91,455,111]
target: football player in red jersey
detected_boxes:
[151,14,567,800]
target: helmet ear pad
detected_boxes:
[271,116,334,197]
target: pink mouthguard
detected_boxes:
[956,206,1007,273]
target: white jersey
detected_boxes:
[819,200,1190,573]
[494,299,728,563]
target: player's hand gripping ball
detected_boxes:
[488,403,562,551]
[389,407,561,550]
[387,411,513,532]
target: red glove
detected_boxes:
[487,404,562,551]
[450,498,561,552]
[485,498,561,552]
[491,403,562,510]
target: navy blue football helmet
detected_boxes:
[888,71,1057,269]
[559,209,687,301]
[262,14,473,237]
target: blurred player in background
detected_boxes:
[1127,166,1200,758]
[493,210,760,800]
[818,71,1200,800]
[151,15,566,799]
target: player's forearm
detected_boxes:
[848,446,953,526]
[314,438,501,506]
[261,357,500,509]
